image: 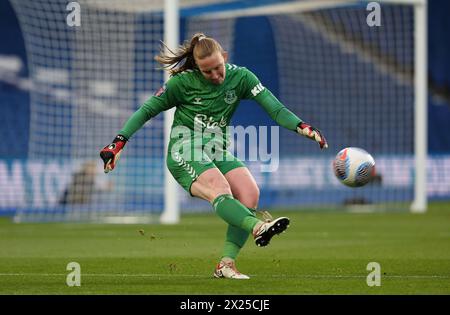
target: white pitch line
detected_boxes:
[0,273,449,279]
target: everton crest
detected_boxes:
[224,90,237,104]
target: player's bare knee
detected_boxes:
[212,181,232,199]
[253,185,260,205]
[242,200,258,210]
[241,189,260,209]
[203,174,230,192]
[201,180,232,202]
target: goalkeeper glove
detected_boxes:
[297,122,328,149]
[100,135,128,173]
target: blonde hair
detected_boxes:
[155,33,224,75]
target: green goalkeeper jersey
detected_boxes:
[119,64,302,141]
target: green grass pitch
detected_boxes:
[0,202,449,295]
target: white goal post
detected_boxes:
[411,0,428,213]
[161,0,180,224]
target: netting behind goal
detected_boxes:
[269,4,416,210]
[11,0,166,222]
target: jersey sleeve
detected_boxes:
[118,76,179,139]
[241,68,302,132]
[241,67,271,100]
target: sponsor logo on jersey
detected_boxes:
[224,90,237,104]
[154,84,166,97]
[251,83,265,97]
[194,114,227,129]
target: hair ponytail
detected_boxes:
[155,33,224,76]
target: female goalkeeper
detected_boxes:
[100,33,327,280]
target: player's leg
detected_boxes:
[212,158,289,279]
[190,168,263,280]
[225,166,259,209]
[167,144,260,279]
[219,167,259,265]
[190,168,260,233]
[216,156,290,248]
[167,150,262,236]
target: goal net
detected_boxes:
[8,0,427,222]
[11,0,168,222]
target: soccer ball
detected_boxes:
[333,147,376,187]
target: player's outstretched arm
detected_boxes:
[251,87,328,150]
[245,68,328,150]
[100,135,128,173]
[297,122,328,149]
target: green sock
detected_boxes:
[221,209,256,260]
[212,194,260,233]
[222,225,250,260]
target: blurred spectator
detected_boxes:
[59,160,112,205]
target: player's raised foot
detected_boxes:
[253,217,290,247]
[213,260,250,280]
